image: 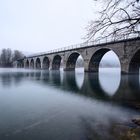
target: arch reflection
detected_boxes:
[0,69,140,104]
[75,69,84,89]
[99,68,121,96]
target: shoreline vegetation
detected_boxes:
[0,48,24,68]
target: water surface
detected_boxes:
[0,68,140,140]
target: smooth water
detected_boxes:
[0,68,140,140]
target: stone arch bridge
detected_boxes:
[16,38,140,74]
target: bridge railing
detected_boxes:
[27,34,139,58]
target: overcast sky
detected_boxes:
[0,0,97,54]
[0,0,120,64]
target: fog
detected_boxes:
[0,0,96,54]
[0,0,119,65]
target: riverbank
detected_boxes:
[87,118,140,140]
[113,118,140,140]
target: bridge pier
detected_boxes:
[120,60,130,74]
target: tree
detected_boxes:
[0,49,24,67]
[86,0,140,41]
[0,48,12,67]
[12,50,24,61]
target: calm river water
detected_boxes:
[0,68,140,140]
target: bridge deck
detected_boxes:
[24,37,140,59]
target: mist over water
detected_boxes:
[0,68,140,140]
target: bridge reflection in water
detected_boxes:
[1,68,140,140]
[0,69,140,106]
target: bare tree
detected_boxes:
[12,50,24,61]
[0,49,24,67]
[0,48,12,67]
[86,0,140,41]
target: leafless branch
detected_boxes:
[85,0,140,41]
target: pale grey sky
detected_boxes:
[0,0,96,54]
[0,0,120,65]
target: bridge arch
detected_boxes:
[30,59,34,69]
[52,55,62,70]
[25,60,29,68]
[36,58,41,69]
[129,49,140,74]
[65,52,84,71]
[42,57,50,69]
[88,48,121,72]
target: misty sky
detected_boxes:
[0,0,97,53]
[0,0,120,64]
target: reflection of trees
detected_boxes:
[0,73,25,87]
[0,73,13,87]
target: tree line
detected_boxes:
[0,48,24,67]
